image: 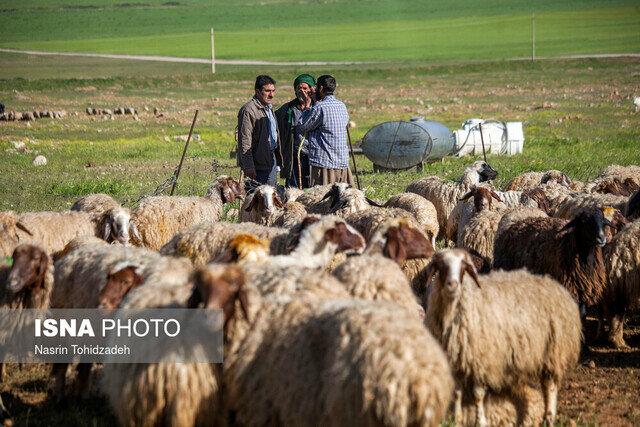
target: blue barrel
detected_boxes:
[361,117,455,170]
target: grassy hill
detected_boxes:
[0,0,638,61]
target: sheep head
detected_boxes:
[216,234,269,263]
[561,208,612,251]
[99,262,144,310]
[285,215,322,253]
[423,249,481,297]
[466,161,498,184]
[542,170,572,188]
[6,244,50,306]
[376,219,434,264]
[521,188,552,214]
[321,183,351,211]
[243,186,283,216]
[189,265,248,332]
[101,208,140,245]
[460,186,502,212]
[323,220,366,254]
[213,176,244,203]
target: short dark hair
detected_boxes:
[255,75,276,90]
[317,75,336,95]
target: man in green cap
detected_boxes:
[275,74,316,188]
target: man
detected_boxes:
[295,75,354,186]
[275,74,315,189]
[237,75,282,185]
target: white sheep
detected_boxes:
[189,266,455,427]
[424,249,581,426]
[71,193,140,245]
[406,160,498,241]
[504,170,572,191]
[131,175,243,250]
[239,184,284,225]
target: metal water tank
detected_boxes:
[361,117,455,170]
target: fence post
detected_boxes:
[211,28,216,74]
[531,13,536,61]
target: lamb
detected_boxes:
[191,266,455,427]
[101,255,218,427]
[424,249,581,426]
[494,207,614,309]
[602,218,640,348]
[131,175,243,250]
[406,160,497,241]
[504,169,572,191]
[71,193,140,245]
[383,192,439,246]
[0,210,97,257]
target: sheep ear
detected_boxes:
[324,222,365,252]
[238,287,250,322]
[34,251,50,294]
[490,191,502,203]
[398,222,435,260]
[383,226,408,264]
[16,221,33,236]
[244,194,259,212]
[129,222,141,242]
[421,261,438,291]
[560,218,577,233]
[102,220,112,241]
[321,186,338,201]
[459,191,474,202]
[221,179,237,203]
[273,193,284,209]
[463,255,481,288]
[100,265,144,310]
[188,270,206,308]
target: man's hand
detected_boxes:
[245,170,257,180]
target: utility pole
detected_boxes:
[531,13,536,61]
[211,28,216,74]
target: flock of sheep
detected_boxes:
[1,161,639,426]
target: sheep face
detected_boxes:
[563,208,612,251]
[383,221,434,264]
[321,183,351,211]
[188,265,248,331]
[472,161,498,182]
[244,186,283,217]
[99,264,144,310]
[601,207,629,242]
[214,176,244,203]
[6,244,49,300]
[424,249,480,297]
[542,170,571,187]
[521,188,552,214]
[103,209,139,245]
[627,190,640,220]
[460,187,501,213]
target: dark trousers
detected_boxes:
[255,169,271,185]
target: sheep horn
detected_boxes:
[365,197,383,207]
[16,221,33,236]
[463,259,481,288]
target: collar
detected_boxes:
[252,95,271,110]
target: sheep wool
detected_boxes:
[384,192,439,245]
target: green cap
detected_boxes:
[294,74,315,89]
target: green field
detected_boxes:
[0,0,638,61]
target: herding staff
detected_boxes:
[170,109,199,196]
[346,125,361,190]
[478,122,488,163]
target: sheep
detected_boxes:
[240,184,308,227]
[589,164,640,195]
[0,210,97,257]
[71,193,140,245]
[50,242,171,399]
[294,183,349,213]
[101,255,218,427]
[344,206,417,241]
[423,249,581,426]
[494,207,614,309]
[0,243,54,419]
[551,191,628,219]
[448,186,504,244]
[602,218,640,348]
[131,175,243,250]
[383,192,439,246]
[504,169,572,191]
[191,266,454,427]
[406,160,497,241]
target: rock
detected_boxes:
[86,107,93,115]
[14,112,23,121]
[226,208,239,219]
[348,120,356,129]
[114,108,123,115]
[587,360,596,369]
[23,112,35,121]
[33,155,47,166]
[133,115,140,121]
[144,106,150,112]
[124,107,136,115]
[163,136,171,142]
[26,122,31,128]
[154,107,160,115]
[103,109,113,116]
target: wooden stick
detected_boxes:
[170,110,199,195]
[346,125,361,190]
[478,122,487,163]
